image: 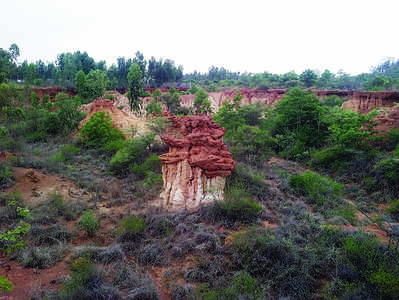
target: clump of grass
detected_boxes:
[79,210,99,237]
[290,170,343,207]
[0,160,14,189]
[19,245,67,269]
[74,244,124,264]
[204,188,263,227]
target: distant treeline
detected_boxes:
[1,43,398,91]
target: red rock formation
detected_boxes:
[159,112,235,210]
[30,86,75,101]
[342,91,399,113]
[87,98,115,114]
[372,106,399,134]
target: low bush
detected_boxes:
[369,157,399,200]
[30,191,86,224]
[290,170,343,207]
[138,243,165,266]
[194,271,265,300]
[0,272,13,293]
[232,228,318,299]
[28,224,72,246]
[80,112,124,149]
[79,210,99,237]
[52,144,80,162]
[57,257,120,300]
[74,244,124,264]
[318,227,399,299]
[387,199,399,221]
[121,216,145,234]
[18,245,67,269]
[0,160,14,189]
[206,188,263,227]
[110,133,155,175]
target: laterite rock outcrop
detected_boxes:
[159,113,235,210]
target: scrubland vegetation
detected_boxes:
[0,45,399,299]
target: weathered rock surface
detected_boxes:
[80,98,149,138]
[159,113,235,210]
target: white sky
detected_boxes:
[1,0,398,75]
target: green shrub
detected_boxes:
[80,112,124,148]
[0,273,13,292]
[104,93,115,100]
[146,98,163,116]
[0,222,31,254]
[53,144,80,162]
[30,92,40,109]
[335,206,356,225]
[110,134,155,175]
[0,126,8,138]
[387,199,399,221]
[370,158,399,200]
[19,245,67,269]
[142,171,163,188]
[0,160,14,189]
[212,188,263,224]
[79,210,99,237]
[232,228,317,299]
[130,154,161,178]
[194,271,264,300]
[56,257,119,299]
[290,170,343,207]
[121,216,145,234]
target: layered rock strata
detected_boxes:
[159,113,235,210]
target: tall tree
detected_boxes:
[300,69,318,88]
[127,63,144,111]
[194,88,212,114]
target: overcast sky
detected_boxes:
[1,0,398,75]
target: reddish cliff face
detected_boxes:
[30,86,75,100]
[159,113,235,210]
[341,91,399,114]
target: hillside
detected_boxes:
[0,85,399,300]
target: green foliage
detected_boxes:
[80,112,124,148]
[299,69,318,87]
[79,210,99,237]
[127,63,144,111]
[74,70,88,98]
[232,228,317,299]
[194,88,212,114]
[0,222,31,254]
[86,69,107,100]
[121,216,145,234]
[370,158,399,200]
[326,107,376,149]
[213,188,263,223]
[130,154,161,178]
[146,98,163,116]
[19,245,67,269]
[275,88,328,155]
[321,95,345,108]
[195,271,264,300]
[0,160,14,189]
[214,100,276,165]
[53,144,81,162]
[110,133,155,174]
[0,273,13,293]
[0,126,8,137]
[290,170,343,206]
[161,88,182,114]
[41,94,50,109]
[30,91,40,109]
[387,199,399,221]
